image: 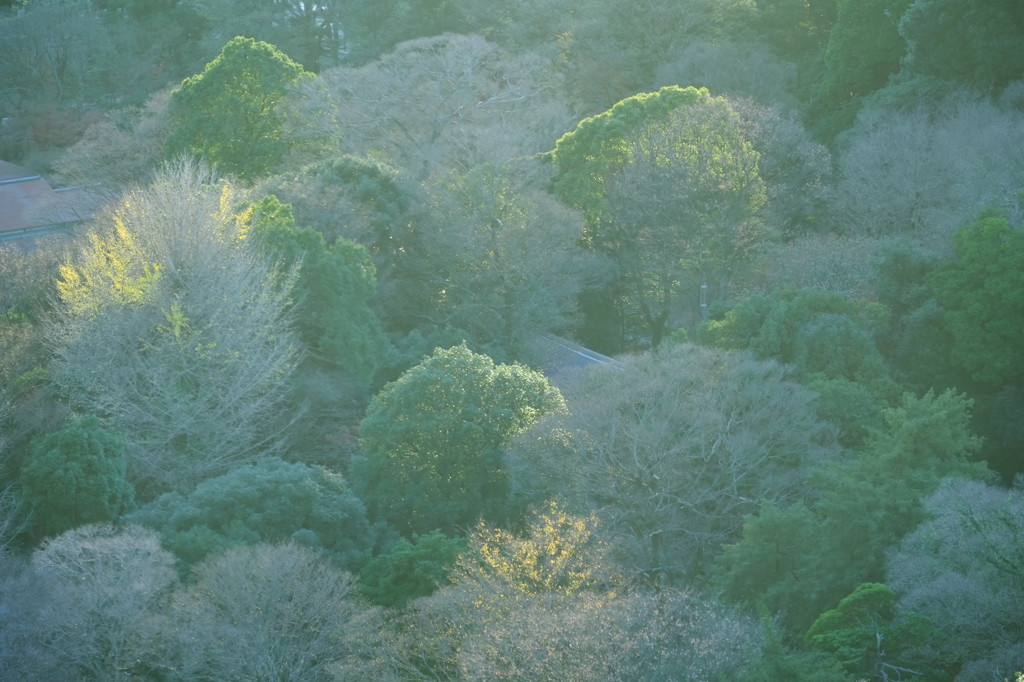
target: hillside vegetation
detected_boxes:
[1,1,1023,679]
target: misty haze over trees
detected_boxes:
[1,0,1023,679]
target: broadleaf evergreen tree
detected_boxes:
[19,416,134,538]
[166,36,313,179]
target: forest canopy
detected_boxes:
[1,0,1023,679]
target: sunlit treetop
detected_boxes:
[166,36,313,180]
[57,178,250,320]
[551,85,710,223]
[456,500,611,596]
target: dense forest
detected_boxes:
[1,0,1024,680]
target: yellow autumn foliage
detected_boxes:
[57,178,250,320]
[460,501,608,596]
[57,195,162,317]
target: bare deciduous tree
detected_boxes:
[408,167,607,354]
[397,579,763,681]
[170,542,391,681]
[515,343,839,583]
[48,159,300,494]
[297,34,575,179]
[742,232,887,299]
[886,477,1024,680]
[654,39,799,107]
[0,485,27,552]
[0,0,114,110]
[832,97,1024,248]
[730,98,834,239]
[52,88,173,192]
[24,524,177,680]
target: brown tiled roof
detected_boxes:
[0,160,97,238]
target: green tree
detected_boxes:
[748,0,837,63]
[552,86,767,348]
[552,86,750,231]
[819,0,909,96]
[261,154,416,258]
[873,242,957,391]
[974,385,1024,483]
[736,629,853,682]
[353,344,565,535]
[711,499,824,624]
[808,0,911,140]
[128,457,372,570]
[898,0,1024,95]
[166,36,313,179]
[19,416,135,538]
[928,213,1024,387]
[700,287,896,444]
[815,387,986,541]
[717,389,989,633]
[793,313,899,445]
[806,582,922,679]
[358,531,467,609]
[700,288,888,368]
[246,195,388,385]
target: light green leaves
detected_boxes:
[166,36,313,179]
